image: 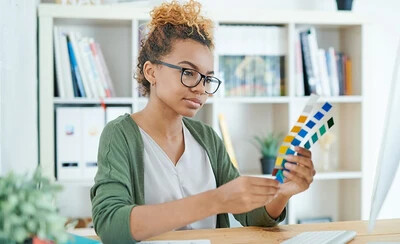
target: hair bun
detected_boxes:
[149,0,213,41]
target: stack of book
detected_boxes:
[295,27,352,97]
[53,26,115,98]
[216,25,287,97]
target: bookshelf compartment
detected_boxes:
[289,100,361,173]
[54,18,133,97]
[305,102,362,173]
[293,25,361,97]
[216,24,288,98]
[290,179,361,224]
[215,102,288,173]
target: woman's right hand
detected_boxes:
[215,176,279,214]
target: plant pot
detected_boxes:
[260,156,275,174]
[336,0,353,10]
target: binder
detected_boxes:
[81,107,105,180]
[56,107,82,180]
[106,106,132,123]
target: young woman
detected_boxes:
[90,1,316,243]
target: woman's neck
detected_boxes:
[133,98,183,140]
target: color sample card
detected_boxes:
[272,95,319,177]
[273,98,335,184]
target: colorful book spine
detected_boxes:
[300,30,314,95]
[345,57,353,95]
[67,37,85,97]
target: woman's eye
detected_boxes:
[183,70,194,76]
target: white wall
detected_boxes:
[0,0,39,175]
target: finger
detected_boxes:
[295,146,312,158]
[285,155,313,169]
[247,177,279,188]
[283,170,310,189]
[249,185,279,196]
[284,164,313,184]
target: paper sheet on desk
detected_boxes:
[140,240,210,244]
[369,40,400,232]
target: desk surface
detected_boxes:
[147,219,400,243]
[74,219,400,243]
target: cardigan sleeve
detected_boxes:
[90,122,138,244]
[211,128,286,227]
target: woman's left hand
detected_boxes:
[278,146,316,197]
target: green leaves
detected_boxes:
[0,167,68,244]
[252,132,284,158]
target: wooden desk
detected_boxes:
[72,219,400,243]
[147,219,400,243]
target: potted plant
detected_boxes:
[0,167,68,244]
[253,132,283,174]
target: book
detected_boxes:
[300,30,314,95]
[54,26,66,98]
[69,32,91,98]
[95,42,115,97]
[59,30,75,98]
[327,47,340,96]
[307,28,322,95]
[318,49,331,96]
[89,38,112,97]
[345,57,352,95]
[295,30,305,96]
[79,37,105,98]
[336,53,344,95]
[67,36,86,97]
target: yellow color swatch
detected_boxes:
[297,115,307,123]
[283,136,295,143]
[279,146,289,154]
[291,126,301,133]
[275,157,284,166]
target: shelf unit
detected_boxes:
[38,4,367,224]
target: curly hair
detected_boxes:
[135,0,214,96]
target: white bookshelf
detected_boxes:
[38,4,368,224]
[53,97,133,104]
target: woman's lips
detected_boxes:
[183,98,202,108]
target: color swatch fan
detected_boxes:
[272,95,335,183]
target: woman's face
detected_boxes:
[151,39,214,118]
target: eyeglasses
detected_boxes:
[154,60,222,94]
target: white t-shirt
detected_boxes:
[139,123,217,230]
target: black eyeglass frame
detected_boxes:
[154,60,222,94]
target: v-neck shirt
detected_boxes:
[139,123,217,230]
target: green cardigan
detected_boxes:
[90,114,286,243]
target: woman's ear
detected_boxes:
[143,61,157,86]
